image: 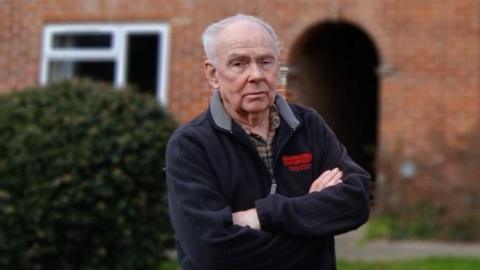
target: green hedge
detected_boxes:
[366,204,480,241]
[0,80,177,269]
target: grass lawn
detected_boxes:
[158,257,480,270]
[157,259,181,270]
[338,257,480,270]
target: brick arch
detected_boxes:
[287,20,379,181]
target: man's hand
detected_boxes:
[232,169,343,229]
[309,167,343,193]
[232,208,261,230]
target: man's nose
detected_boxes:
[248,63,265,82]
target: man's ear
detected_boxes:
[204,60,219,89]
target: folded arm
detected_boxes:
[236,113,371,237]
[232,167,344,228]
[166,131,312,270]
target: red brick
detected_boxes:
[0,0,479,224]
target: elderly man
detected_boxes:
[166,14,370,270]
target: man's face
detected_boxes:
[205,21,279,116]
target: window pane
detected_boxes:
[48,60,115,83]
[126,34,159,96]
[53,33,112,49]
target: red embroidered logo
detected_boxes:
[282,152,313,172]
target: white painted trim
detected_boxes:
[40,26,50,85]
[45,51,117,59]
[114,28,126,89]
[40,22,170,104]
[153,24,170,106]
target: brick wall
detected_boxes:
[0,0,479,225]
[374,1,480,223]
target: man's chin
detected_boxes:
[242,103,270,114]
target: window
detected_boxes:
[40,23,170,104]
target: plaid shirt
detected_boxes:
[239,105,280,175]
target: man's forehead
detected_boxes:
[215,21,276,58]
[224,47,276,59]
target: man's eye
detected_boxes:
[230,61,246,70]
[259,59,275,69]
[260,58,274,66]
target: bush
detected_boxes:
[0,80,177,269]
[366,203,480,241]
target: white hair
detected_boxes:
[202,13,281,62]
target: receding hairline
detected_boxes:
[202,14,280,62]
[217,19,274,41]
[218,21,277,52]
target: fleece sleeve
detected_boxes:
[166,131,312,270]
[255,111,371,237]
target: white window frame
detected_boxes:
[40,23,170,105]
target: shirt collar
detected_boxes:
[239,104,280,136]
[209,90,300,132]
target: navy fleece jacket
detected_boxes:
[166,92,370,270]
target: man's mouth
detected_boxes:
[245,91,267,97]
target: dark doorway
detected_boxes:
[287,21,379,180]
[127,34,159,96]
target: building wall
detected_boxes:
[373,1,480,223]
[0,0,479,224]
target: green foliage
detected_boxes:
[366,204,479,241]
[366,213,442,240]
[156,260,181,270]
[364,214,397,240]
[0,80,177,269]
[366,205,442,241]
[446,216,480,242]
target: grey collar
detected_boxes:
[209,90,300,131]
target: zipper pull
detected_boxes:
[269,177,277,194]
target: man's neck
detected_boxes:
[227,107,270,140]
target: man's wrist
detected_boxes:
[247,208,261,230]
[232,208,261,230]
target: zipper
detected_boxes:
[269,177,277,194]
[231,126,297,196]
[231,130,277,195]
[270,127,296,194]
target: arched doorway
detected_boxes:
[287,21,379,181]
